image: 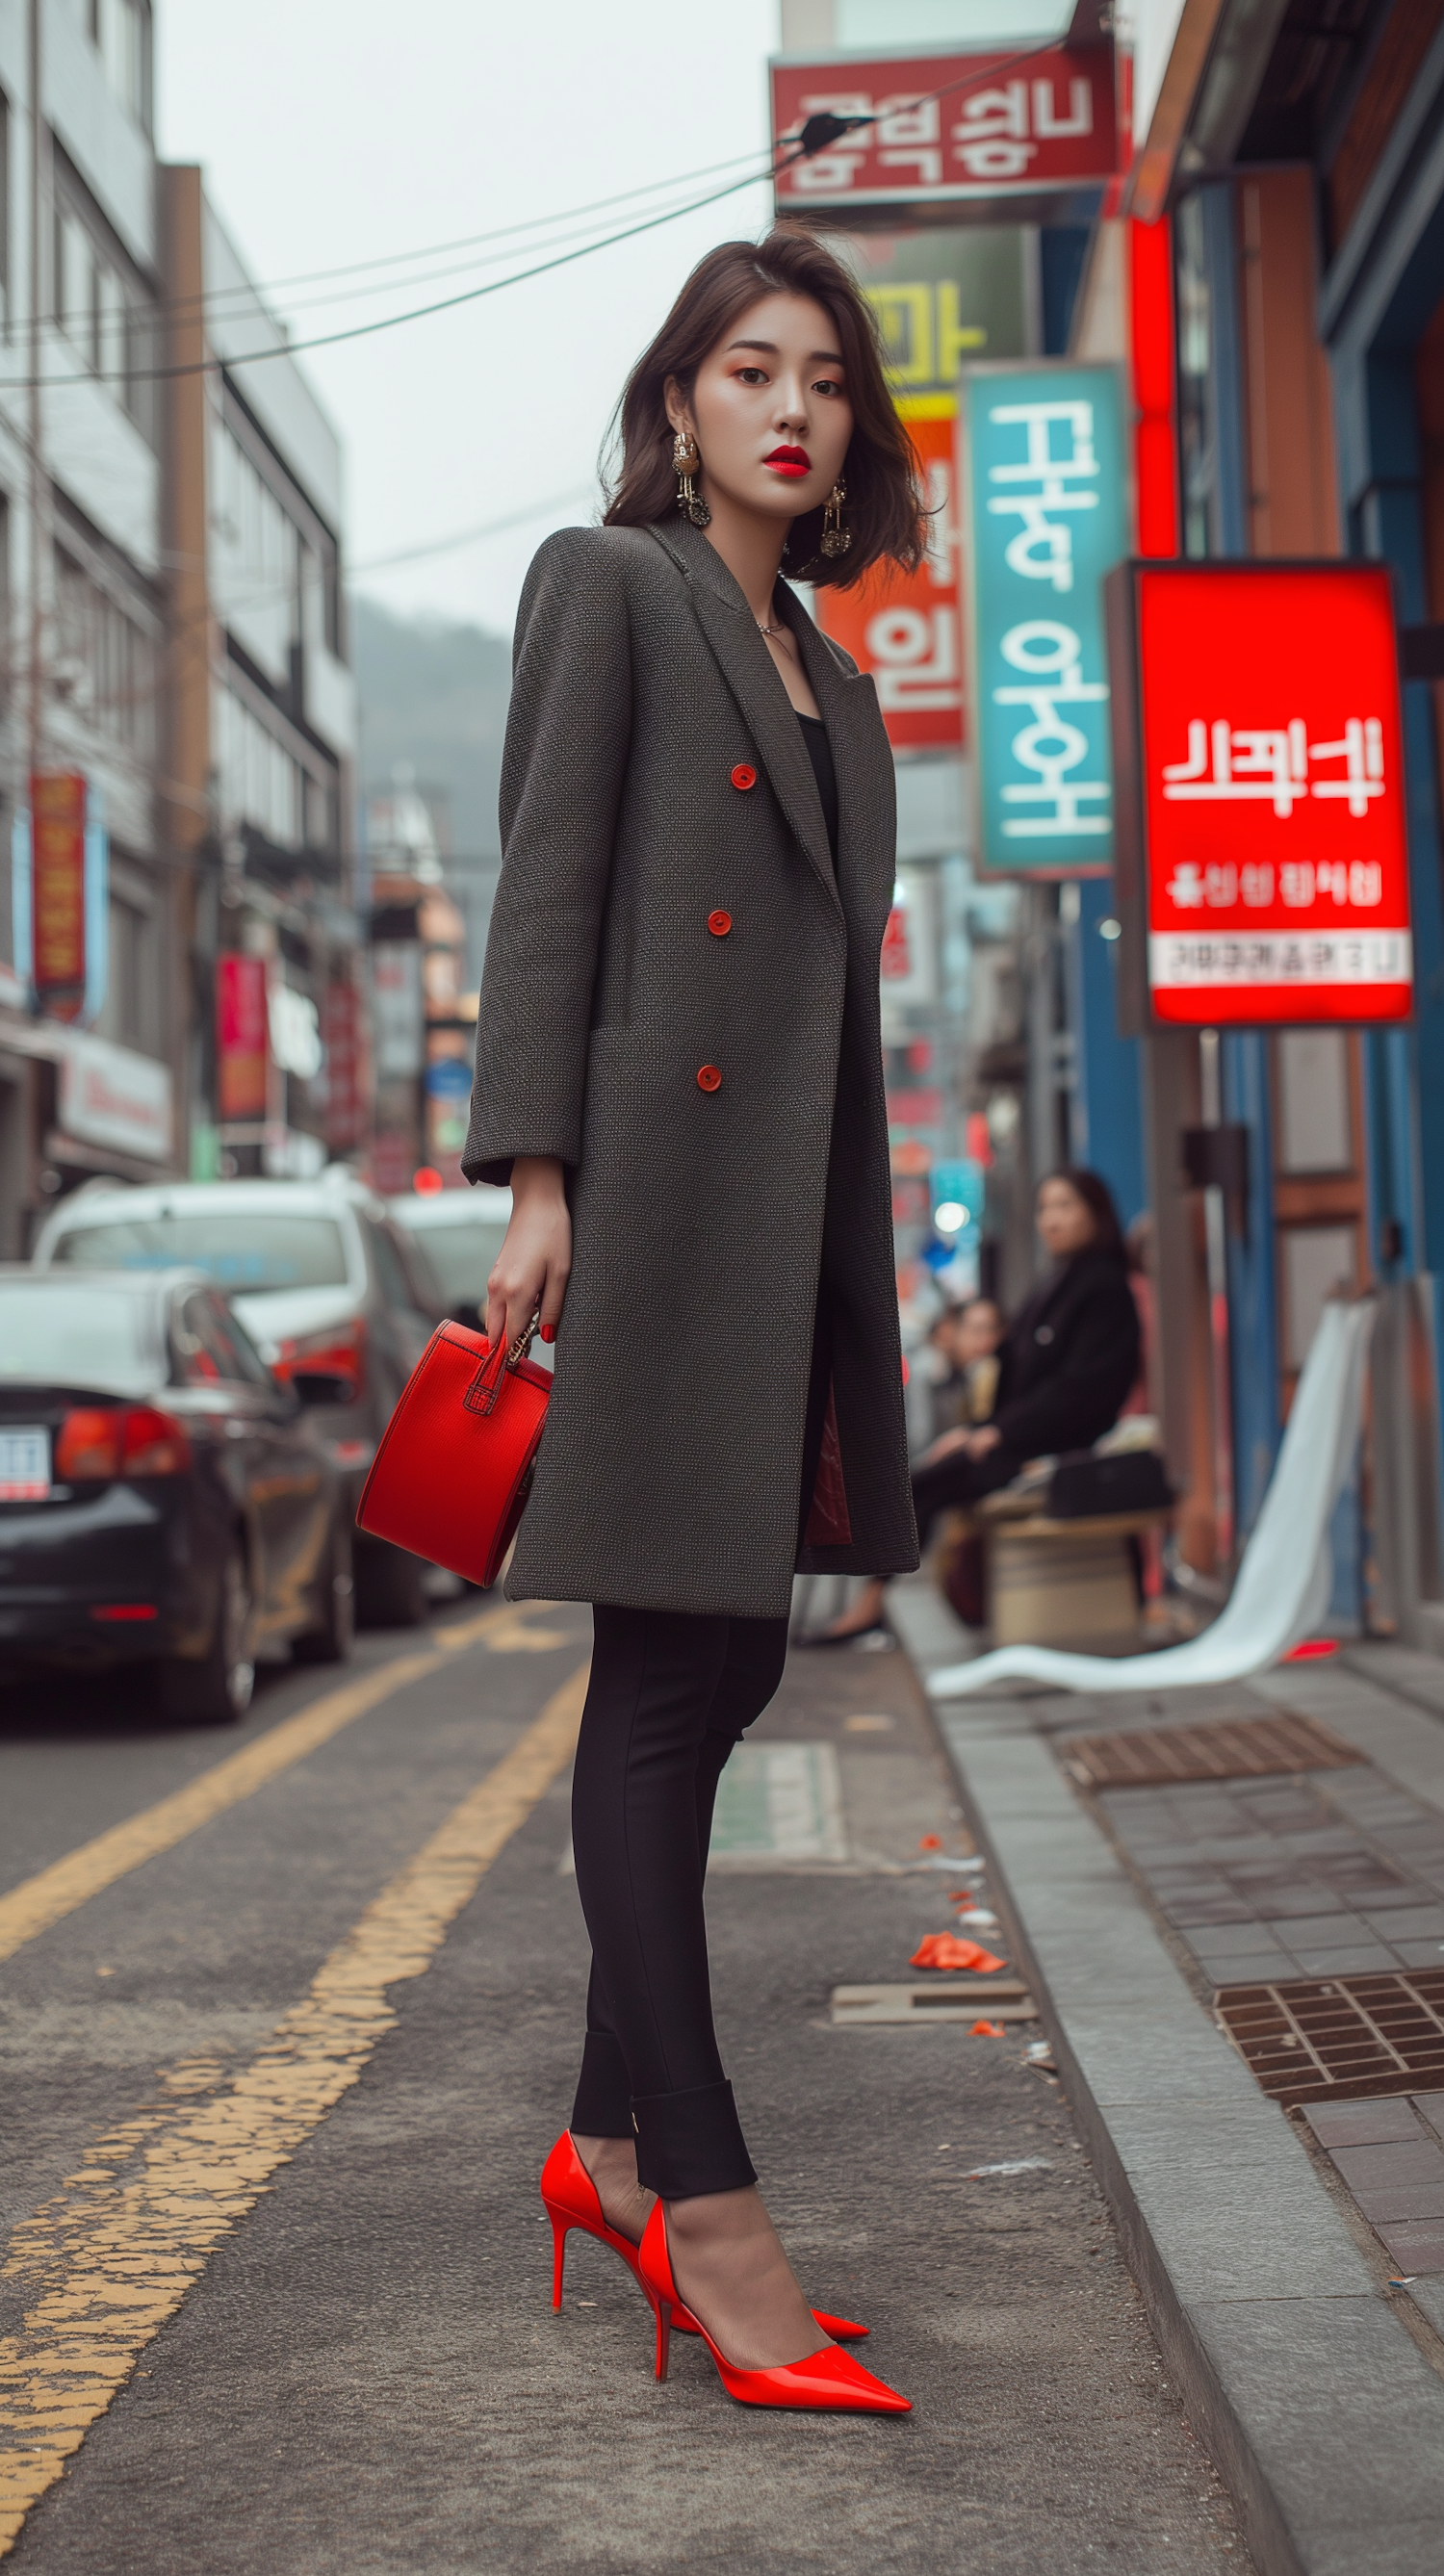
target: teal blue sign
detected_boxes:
[931,1159,985,1239]
[960,364,1128,876]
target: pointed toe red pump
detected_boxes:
[635,2202,912,2415]
[539,2133,867,2344]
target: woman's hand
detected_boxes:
[963,1424,1002,1459]
[918,1422,1004,1470]
[485,1156,571,1357]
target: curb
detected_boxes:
[888,1577,1444,2576]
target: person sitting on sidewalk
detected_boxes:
[929,1295,1003,1439]
[812,1171,1141,1642]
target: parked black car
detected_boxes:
[0,1266,353,1720]
[31,1175,445,1626]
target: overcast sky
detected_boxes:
[158,0,780,639]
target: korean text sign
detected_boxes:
[31,771,87,1013]
[1117,564,1411,1026]
[770,48,1117,213]
[818,398,961,751]
[959,366,1127,876]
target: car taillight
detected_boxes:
[274,1315,366,1391]
[55,1405,191,1481]
[55,1408,123,1481]
[119,1406,191,1477]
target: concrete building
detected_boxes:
[0,0,171,1248]
[162,167,357,1181]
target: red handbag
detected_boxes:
[357,1318,552,1589]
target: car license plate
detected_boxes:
[0,1428,51,1501]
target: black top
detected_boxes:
[992,1250,1142,1458]
[797,711,838,865]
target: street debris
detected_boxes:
[963,2158,1053,2178]
[969,2019,1007,2037]
[911,1932,1008,1972]
[1025,2038,1057,2074]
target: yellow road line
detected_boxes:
[0,1660,589,2556]
[0,1599,573,1966]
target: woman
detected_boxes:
[822,1170,1142,1640]
[462,229,925,2413]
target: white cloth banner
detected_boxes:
[926,1297,1375,1701]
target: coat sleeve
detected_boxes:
[993,1269,1142,1457]
[461,528,632,1187]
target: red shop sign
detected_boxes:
[770,45,1117,216]
[216,953,270,1121]
[1108,562,1412,1028]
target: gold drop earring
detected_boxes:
[820,479,851,558]
[673,428,710,528]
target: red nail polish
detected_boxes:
[540,1323,555,1344]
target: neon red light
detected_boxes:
[1130,219,1178,559]
[90,1604,159,1622]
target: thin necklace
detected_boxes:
[758,617,786,638]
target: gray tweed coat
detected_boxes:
[462,513,918,1617]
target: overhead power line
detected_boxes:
[6,34,1071,395]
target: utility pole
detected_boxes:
[26,0,45,821]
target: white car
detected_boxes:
[31,1172,447,1625]
[389,1183,554,1372]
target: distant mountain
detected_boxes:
[350,594,514,983]
[350,592,513,863]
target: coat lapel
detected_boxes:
[649,519,838,905]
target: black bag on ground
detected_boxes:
[1046,1450,1173,1519]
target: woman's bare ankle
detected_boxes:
[662,2185,824,2371]
[572,2131,655,2245]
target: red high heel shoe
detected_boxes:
[540,2134,867,2344]
[636,2201,912,2414]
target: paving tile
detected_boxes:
[1266,1911,1374,1946]
[1291,1941,1403,1975]
[1332,2138,1444,2197]
[1304,2098,1423,2149]
[1410,2092,1444,2142]
[1358,1907,1444,1941]
[1374,2218,1444,2272]
[1189,1918,1296,1957]
[1197,1947,1301,1983]
[1165,1897,1259,1926]
[1390,1939,1444,1969]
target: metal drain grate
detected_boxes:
[1215,1970,1444,2106]
[830,1980,1037,2026]
[1060,1711,1363,1790]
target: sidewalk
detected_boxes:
[890,1575,1444,2576]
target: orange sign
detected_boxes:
[31,771,87,1014]
[816,399,962,752]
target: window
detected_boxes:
[99,861,162,1053]
[210,415,301,684]
[54,543,159,763]
[90,0,149,130]
[52,172,158,444]
[215,685,303,850]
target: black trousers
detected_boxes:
[910,1443,1023,1551]
[566,1303,834,2200]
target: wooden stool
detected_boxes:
[955,1507,1173,1649]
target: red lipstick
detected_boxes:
[764,445,811,478]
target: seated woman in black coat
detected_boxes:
[816,1167,1142,1641]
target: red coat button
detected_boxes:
[696,1064,722,1093]
[708,910,733,937]
[730,763,756,791]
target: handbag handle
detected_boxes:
[462,1312,540,1419]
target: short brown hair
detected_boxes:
[602,228,927,588]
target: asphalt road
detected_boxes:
[1,1601,1247,2572]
